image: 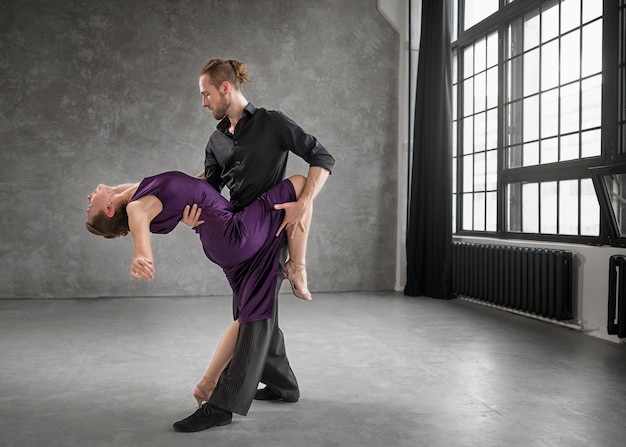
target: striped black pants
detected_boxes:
[208,243,300,416]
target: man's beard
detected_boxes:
[211,96,228,120]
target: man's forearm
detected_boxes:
[300,166,330,207]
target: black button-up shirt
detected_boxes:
[204,103,335,210]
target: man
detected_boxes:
[172,58,335,432]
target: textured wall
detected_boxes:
[0,0,399,298]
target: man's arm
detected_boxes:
[182,203,205,228]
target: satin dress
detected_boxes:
[130,171,295,323]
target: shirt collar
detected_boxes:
[216,103,257,133]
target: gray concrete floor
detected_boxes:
[2,291,626,447]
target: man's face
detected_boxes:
[199,74,228,120]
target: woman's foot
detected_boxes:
[284,259,312,301]
[193,376,217,406]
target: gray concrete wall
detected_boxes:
[0,0,399,298]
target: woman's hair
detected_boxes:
[200,58,250,89]
[85,205,130,239]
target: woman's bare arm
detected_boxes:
[127,195,163,281]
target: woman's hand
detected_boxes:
[130,257,154,281]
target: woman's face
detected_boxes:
[86,184,110,223]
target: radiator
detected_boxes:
[452,242,573,320]
[608,255,626,338]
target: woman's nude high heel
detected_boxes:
[284,259,312,301]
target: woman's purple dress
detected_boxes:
[130,171,295,323]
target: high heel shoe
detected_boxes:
[193,376,216,406]
[284,259,312,301]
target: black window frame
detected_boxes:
[452,0,626,247]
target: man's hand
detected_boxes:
[274,201,309,238]
[182,204,205,228]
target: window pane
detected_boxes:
[463,46,474,79]
[475,37,486,73]
[463,154,474,191]
[486,149,498,189]
[453,120,458,158]
[474,152,486,190]
[541,40,559,90]
[523,182,539,233]
[525,141,540,166]
[506,100,522,147]
[486,109,498,149]
[452,51,458,85]
[453,83,458,122]
[452,0,458,42]
[604,174,626,235]
[560,30,580,85]
[464,0,499,30]
[463,193,473,229]
[508,22,522,59]
[582,0,602,22]
[542,1,560,43]
[561,0,581,33]
[508,144,522,168]
[524,48,540,96]
[464,78,474,116]
[486,67,498,109]
[475,111,486,150]
[475,71,486,112]
[486,191,497,231]
[541,89,559,138]
[452,193,457,233]
[560,133,579,161]
[581,74,602,129]
[453,148,457,190]
[524,11,541,49]
[559,180,579,234]
[486,32,498,67]
[463,116,474,153]
[541,137,558,164]
[524,95,539,142]
[507,183,522,232]
[581,20,602,77]
[560,82,580,134]
[507,56,523,101]
[581,129,601,158]
[580,178,600,236]
[474,192,486,230]
[541,181,558,233]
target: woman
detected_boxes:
[86,170,311,404]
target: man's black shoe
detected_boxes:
[254,386,299,403]
[172,403,232,433]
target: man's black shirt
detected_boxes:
[204,103,335,209]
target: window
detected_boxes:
[504,1,602,169]
[452,0,625,245]
[457,31,499,232]
[618,0,626,154]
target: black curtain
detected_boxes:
[404,0,453,299]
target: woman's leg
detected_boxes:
[194,320,240,406]
[285,175,313,300]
